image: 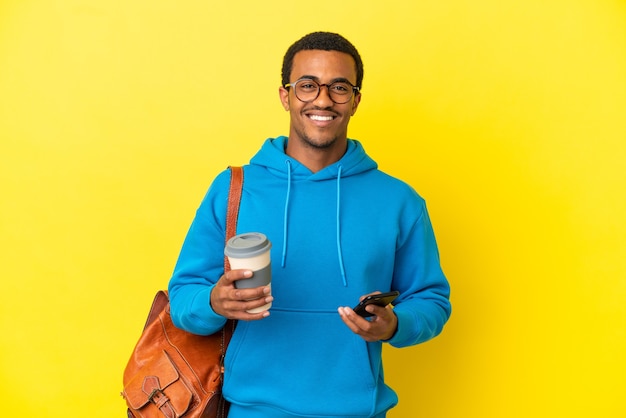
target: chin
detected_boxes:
[307,137,339,150]
[300,131,341,149]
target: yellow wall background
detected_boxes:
[1,0,625,416]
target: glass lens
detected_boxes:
[294,79,319,102]
[328,82,352,103]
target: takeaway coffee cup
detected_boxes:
[224,232,272,313]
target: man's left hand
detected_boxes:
[338,297,398,342]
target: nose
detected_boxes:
[313,84,334,107]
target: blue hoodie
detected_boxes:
[168,137,451,417]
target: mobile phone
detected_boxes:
[352,291,400,318]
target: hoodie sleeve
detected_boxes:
[167,170,232,336]
[387,199,452,348]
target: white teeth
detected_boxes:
[309,115,334,121]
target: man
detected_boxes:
[168,31,451,418]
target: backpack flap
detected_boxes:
[123,350,193,415]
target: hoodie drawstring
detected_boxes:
[281,160,347,286]
[281,160,292,268]
[336,165,347,286]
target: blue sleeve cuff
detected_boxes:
[384,308,414,347]
[173,285,227,335]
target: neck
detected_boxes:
[285,138,347,173]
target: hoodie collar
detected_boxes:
[250,136,378,181]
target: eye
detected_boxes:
[330,82,351,94]
[297,80,318,92]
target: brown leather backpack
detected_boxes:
[122,166,242,418]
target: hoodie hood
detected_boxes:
[250,136,378,285]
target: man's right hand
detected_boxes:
[210,269,272,320]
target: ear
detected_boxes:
[350,92,362,116]
[279,86,290,111]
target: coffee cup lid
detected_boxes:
[224,232,272,258]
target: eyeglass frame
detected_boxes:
[284,77,360,104]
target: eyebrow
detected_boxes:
[298,75,354,85]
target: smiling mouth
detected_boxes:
[308,114,335,122]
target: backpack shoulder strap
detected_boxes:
[225,166,243,271]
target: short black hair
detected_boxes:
[281,32,364,90]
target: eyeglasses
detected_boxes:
[284,78,360,104]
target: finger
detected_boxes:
[223,287,272,316]
[225,295,273,321]
[221,269,253,286]
[232,285,271,302]
[364,303,388,318]
[338,307,361,334]
[338,307,373,334]
[229,307,271,321]
[358,290,382,302]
